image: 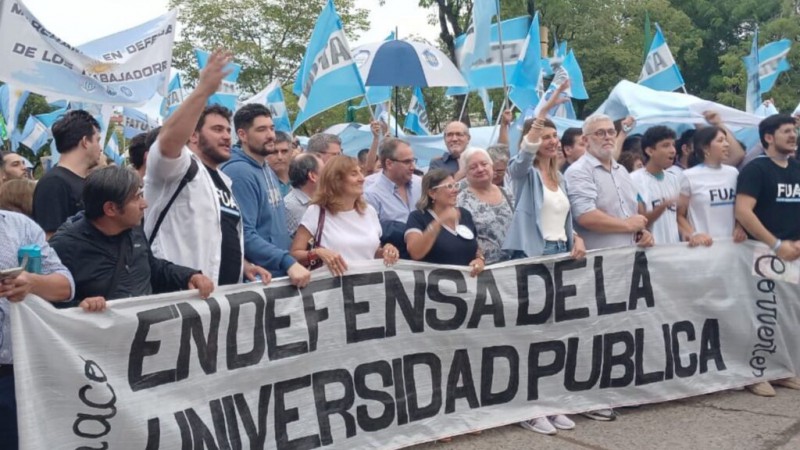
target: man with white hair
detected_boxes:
[564,114,653,422]
[430,120,470,180]
[566,114,654,252]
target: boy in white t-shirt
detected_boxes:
[631,126,681,245]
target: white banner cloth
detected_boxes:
[11,241,800,449]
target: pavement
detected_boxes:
[410,387,800,450]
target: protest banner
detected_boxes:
[0,0,176,105]
[11,241,800,449]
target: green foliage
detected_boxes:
[415,0,798,119]
[168,0,369,96]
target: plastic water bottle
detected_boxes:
[18,245,42,274]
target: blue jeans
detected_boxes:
[0,371,17,449]
[542,240,568,256]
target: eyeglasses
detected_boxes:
[432,182,459,191]
[390,157,417,165]
[592,129,618,139]
[445,132,468,138]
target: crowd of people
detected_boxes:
[1,49,799,447]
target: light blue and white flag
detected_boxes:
[561,50,588,100]
[459,0,498,72]
[104,132,124,165]
[794,101,800,116]
[757,39,791,94]
[743,28,761,114]
[18,116,50,154]
[477,88,493,124]
[242,80,291,133]
[638,24,685,92]
[292,0,365,130]
[404,87,431,136]
[159,73,183,119]
[453,16,530,89]
[122,107,158,139]
[508,12,542,110]
[0,84,30,133]
[195,49,241,111]
[34,105,68,128]
[0,1,177,105]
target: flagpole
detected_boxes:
[488,95,508,144]
[495,0,508,102]
[458,92,469,121]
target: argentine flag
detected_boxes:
[293,0,365,130]
[243,80,292,133]
[638,24,685,92]
[18,116,50,154]
[508,12,542,110]
[743,28,761,114]
[453,16,530,90]
[104,133,124,165]
[404,87,431,136]
[196,49,241,111]
[160,73,183,119]
[757,39,792,94]
[0,85,30,133]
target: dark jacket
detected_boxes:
[50,214,199,307]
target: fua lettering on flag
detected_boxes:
[404,87,430,136]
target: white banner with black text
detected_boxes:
[11,241,800,449]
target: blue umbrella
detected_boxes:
[353,40,467,87]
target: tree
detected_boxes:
[168,0,369,96]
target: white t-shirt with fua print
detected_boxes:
[631,168,682,245]
[679,164,738,239]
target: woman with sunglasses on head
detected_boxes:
[503,81,586,434]
[290,156,399,277]
[405,169,484,277]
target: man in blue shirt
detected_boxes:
[365,138,422,258]
[0,211,74,449]
[221,104,311,287]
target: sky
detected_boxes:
[21,0,440,117]
[23,0,440,46]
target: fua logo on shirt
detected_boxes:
[216,187,240,213]
[777,183,800,199]
[709,188,735,203]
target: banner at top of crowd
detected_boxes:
[0,0,177,105]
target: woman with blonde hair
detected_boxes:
[0,178,36,217]
[290,156,398,276]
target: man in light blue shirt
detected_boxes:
[565,114,654,251]
[364,138,422,258]
[0,211,74,449]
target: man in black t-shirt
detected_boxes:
[143,49,271,286]
[735,113,800,397]
[32,110,102,238]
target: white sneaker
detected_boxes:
[549,415,575,430]
[580,408,617,421]
[519,417,557,435]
